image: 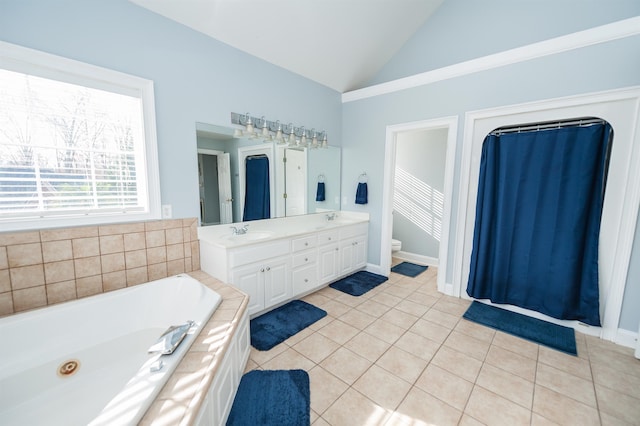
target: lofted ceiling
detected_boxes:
[129,0,444,93]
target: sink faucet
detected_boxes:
[230,224,249,235]
[326,213,337,221]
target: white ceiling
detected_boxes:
[129,0,444,92]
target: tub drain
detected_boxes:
[57,360,80,377]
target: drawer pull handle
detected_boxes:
[260,268,265,272]
[304,279,308,283]
[328,237,332,240]
[305,242,308,246]
[266,267,271,271]
[304,257,308,261]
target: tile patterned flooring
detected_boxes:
[245,265,640,425]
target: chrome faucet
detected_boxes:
[230,224,249,235]
[326,213,337,221]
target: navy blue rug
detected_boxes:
[250,300,327,351]
[463,301,577,355]
[391,261,428,277]
[227,369,310,426]
[329,271,388,296]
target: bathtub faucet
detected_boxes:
[230,224,249,235]
[326,213,337,221]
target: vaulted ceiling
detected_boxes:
[129,0,444,92]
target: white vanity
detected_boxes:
[198,212,369,316]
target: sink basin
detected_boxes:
[222,231,274,241]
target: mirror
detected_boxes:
[196,122,340,225]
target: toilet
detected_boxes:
[391,238,402,253]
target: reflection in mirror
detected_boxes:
[196,122,340,225]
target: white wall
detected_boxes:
[393,128,447,259]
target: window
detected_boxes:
[0,42,160,231]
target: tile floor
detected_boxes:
[245,264,640,425]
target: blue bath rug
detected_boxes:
[226,369,310,426]
[391,261,428,277]
[463,301,577,355]
[329,271,388,296]
[250,300,327,351]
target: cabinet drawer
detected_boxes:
[340,223,368,239]
[292,249,316,268]
[317,229,339,245]
[292,264,318,294]
[291,235,317,252]
[228,239,290,268]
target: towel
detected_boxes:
[316,182,325,202]
[355,182,368,204]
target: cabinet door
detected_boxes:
[318,243,340,284]
[263,257,291,308]
[339,240,355,276]
[352,235,367,269]
[231,264,264,315]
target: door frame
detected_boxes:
[381,116,458,294]
[454,86,640,342]
[197,148,231,224]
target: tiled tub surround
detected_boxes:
[0,219,250,424]
[141,270,250,425]
[0,218,201,316]
[0,274,223,425]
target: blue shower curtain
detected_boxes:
[467,123,612,326]
[243,155,270,221]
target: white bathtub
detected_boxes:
[0,274,222,426]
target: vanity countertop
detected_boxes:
[197,211,369,248]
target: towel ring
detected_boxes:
[318,174,325,183]
[358,172,367,183]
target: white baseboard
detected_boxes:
[393,251,438,267]
[614,328,638,349]
[366,263,383,275]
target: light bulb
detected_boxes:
[245,113,254,134]
[275,121,284,143]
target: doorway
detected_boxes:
[381,116,458,293]
[455,87,640,341]
[197,148,233,226]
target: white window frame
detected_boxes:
[0,41,161,232]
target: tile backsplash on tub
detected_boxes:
[0,218,201,317]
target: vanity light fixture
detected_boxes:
[261,116,272,141]
[299,127,307,147]
[274,121,285,143]
[233,112,259,139]
[321,131,328,148]
[230,112,328,148]
[288,124,298,146]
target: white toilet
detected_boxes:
[391,238,402,253]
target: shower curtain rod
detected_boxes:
[490,117,605,136]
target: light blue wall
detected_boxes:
[342,34,640,331]
[0,0,341,221]
[368,0,640,86]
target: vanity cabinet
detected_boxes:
[199,215,369,317]
[339,223,368,275]
[231,256,290,314]
[290,234,318,296]
[318,229,340,284]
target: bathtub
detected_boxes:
[0,274,222,426]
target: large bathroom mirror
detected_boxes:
[196,122,340,225]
